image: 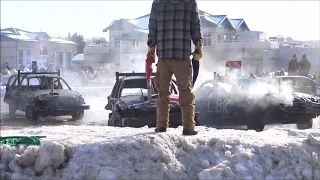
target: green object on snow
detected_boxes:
[0,136,46,146]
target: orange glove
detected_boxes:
[192,42,203,61]
[147,47,156,63]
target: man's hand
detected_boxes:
[147,47,156,63]
[192,42,203,61]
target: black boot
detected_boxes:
[183,129,198,136]
[155,127,167,133]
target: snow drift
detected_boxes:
[1,126,320,180]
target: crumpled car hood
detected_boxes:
[117,96,179,111]
[29,89,80,97]
[28,89,84,105]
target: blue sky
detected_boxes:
[1,1,319,41]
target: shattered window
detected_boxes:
[29,78,40,85]
[121,88,148,97]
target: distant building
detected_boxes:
[102,10,278,73]
[1,28,77,69]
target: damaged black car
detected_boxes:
[194,75,320,131]
[3,70,90,121]
[105,72,200,127]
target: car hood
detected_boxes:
[292,92,319,102]
[29,89,80,97]
[117,95,179,111]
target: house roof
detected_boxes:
[230,19,250,31]
[114,29,149,41]
[103,9,249,32]
[0,28,76,44]
[102,20,119,32]
[128,14,150,30]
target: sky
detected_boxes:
[1,1,320,41]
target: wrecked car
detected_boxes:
[266,75,320,96]
[194,75,320,131]
[105,72,200,127]
[3,70,90,121]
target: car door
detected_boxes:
[106,79,122,110]
[16,78,29,111]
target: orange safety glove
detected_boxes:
[147,47,156,63]
[192,42,203,61]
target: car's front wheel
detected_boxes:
[296,119,313,130]
[26,106,39,121]
[72,110,84,120]
[9,105,17,117]
[247,122,265,132]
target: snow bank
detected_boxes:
[1,126,320,180]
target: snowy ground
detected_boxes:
[1,125,320,180]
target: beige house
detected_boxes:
[102,10,279,73]
[1,28,77,70]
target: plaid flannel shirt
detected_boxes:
[147,0,202,60]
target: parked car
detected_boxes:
[194,75,320,131]
[105,72,200,127]
[3,70,90,121]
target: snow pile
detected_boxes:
[1,126,320,180]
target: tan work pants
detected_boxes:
[154,59,195,130]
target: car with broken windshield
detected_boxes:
[105,72,200,127]
[3,70,90,121]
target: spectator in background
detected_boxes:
[299,54,311,77]
[3,61,10,70]
[288,54,299,75]
[47,63,56,72]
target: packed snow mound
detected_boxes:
[1,126,320,180]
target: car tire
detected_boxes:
[296,119,313,130]
[26,106,39,121]
[72,110,84,120]
[109,113,122,127]
[247,121,265,132]
[9,105,17,117]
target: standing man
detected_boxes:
[147,0,203,135]
[299,54,311,77]
[288,54,299,75]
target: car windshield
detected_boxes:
[121,88,148,97]
[28,77,70,90]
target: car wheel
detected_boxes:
[247,121,265,132]
[109,113,122,127]
[296,119,313,130]
[26,106,39,121]
[195,113,200,126]
[9,105,17,117]
[72,110,84,120]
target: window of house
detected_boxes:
[203,34,212,47]
[114,40,120,49]
[18,50,23,65]
[40,47,47,55]
[217,34,221,43]
[26,50,31,65]
[224,35,227,43]
[133,41,140,48]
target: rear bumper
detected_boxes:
[34,104,90,116]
